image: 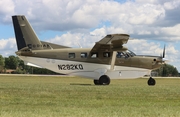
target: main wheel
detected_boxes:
[99,75,110,85]
[147,77,156,86]
[94,80,100,85]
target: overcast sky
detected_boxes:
[0,0,180,71]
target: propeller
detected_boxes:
[162,45,169,62]
[152,45,167,65]
[161,45,167,76]
[163,45,165,58]
[153,45,168,76]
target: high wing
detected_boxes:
[90,34,129,52]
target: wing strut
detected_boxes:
[110,51,117,70]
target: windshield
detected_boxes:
[127,50,136,56]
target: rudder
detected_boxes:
[12,15,43,50]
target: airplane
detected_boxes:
[12,15,167,86]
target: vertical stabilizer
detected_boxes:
[12,15,43,50]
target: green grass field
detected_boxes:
[0,75,180,117]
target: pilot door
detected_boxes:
[116,51,131,66]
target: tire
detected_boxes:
[94,80,100,85]
[99,75,110,85]
[147,77,156,86]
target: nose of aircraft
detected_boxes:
[152,45,168,66]
[159,57,168,64]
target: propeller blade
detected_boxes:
[163,45,165,58]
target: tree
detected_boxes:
[0,55,5,73]
[5,55,18,69]
[31,67,58,74]
[153,64,179,77]
[172,67,179,76]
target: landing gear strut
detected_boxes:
[94,75,110,85]
[147,77,156,86]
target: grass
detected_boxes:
[0,75,180,117]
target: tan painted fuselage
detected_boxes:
[16,47,162,70]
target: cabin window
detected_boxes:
[69,53,75,58]
[103,52,110,57]
[81,52,87,58]
[91,52,98,58]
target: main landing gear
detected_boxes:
[94,75,156,86]
[94,75,110,85]
[147,77,156,86]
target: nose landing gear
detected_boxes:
[147,77,156,86]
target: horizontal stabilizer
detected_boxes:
[40,41,70,49]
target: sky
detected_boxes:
[0,0,180,71]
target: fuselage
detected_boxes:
[16,48,163,79]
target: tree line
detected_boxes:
[0,55,58,74]
[152,64,179,77]
[0,55,179,76]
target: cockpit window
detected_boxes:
[117,52,124,58]
[117,52,129,58]
[116,50,136,58]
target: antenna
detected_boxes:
[76,36,82,48]
[77,42,82,48]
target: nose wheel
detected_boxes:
[147,77,156,86]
